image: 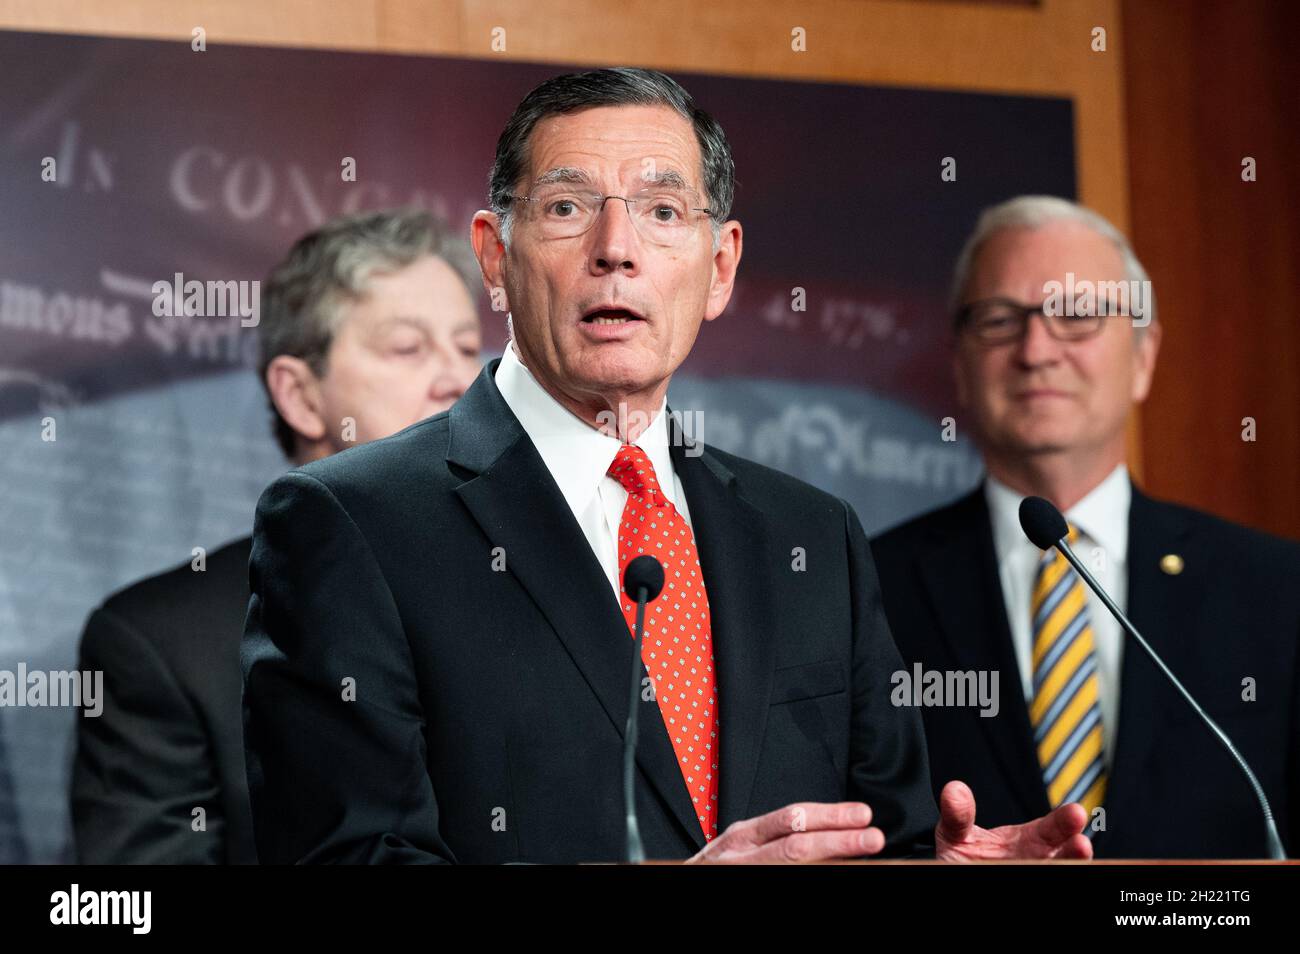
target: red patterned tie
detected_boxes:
[607,443,720,842]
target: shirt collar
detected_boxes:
[984,463,1131,561]
[494,342,677,516]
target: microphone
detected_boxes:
[1018,495,1287,859]
[622,555,664,863]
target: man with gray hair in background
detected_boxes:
[872,195,1300,858]
[72,208,482,863]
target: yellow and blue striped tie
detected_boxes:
[1029,526,1107,817]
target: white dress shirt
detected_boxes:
[494,342,693,598]
[984,464,1130,768]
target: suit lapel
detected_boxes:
[447,361,706,850]
[914,489,1049,819]
[669,420,776,832]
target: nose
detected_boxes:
[587,197,639,275]
[1014,309,1063,369]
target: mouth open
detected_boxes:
[582,307,644,325]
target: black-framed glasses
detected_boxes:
[954,297,1109,344]
[505,184,714,247]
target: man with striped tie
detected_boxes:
[872,195,1300,858]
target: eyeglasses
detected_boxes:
[954,297,1111,344]
[505,184,714,247]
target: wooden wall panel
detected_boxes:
[1122,0,1299,537]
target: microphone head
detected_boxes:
[1019,495,1069,549]
[623,555,665,603]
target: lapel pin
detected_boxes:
[1159,553,1184,576]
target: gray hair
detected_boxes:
[257,207,481,458]
[487,67,735,251]
[950,195,1157,327]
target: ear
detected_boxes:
[703,220,743,323]
[265,355,328,446]
[1130,320,1162,403]
[472,210,510,313]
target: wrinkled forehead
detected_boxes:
[522,105,705,192]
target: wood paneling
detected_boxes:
[1122,0,1300,537]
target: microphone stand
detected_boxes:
[1054,534,1287,860]
[624,583,650,863]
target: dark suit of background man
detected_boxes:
[70,209,483,863]
[242,68,1094,865]
[872,195,1299,858]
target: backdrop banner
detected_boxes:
[0,29,1076,861]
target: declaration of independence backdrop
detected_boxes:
[0,28,1079,860]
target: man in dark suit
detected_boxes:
[71,209,483,863]
[73,540,257,863]
[242,68,1094,865]
[872,195,1299,858]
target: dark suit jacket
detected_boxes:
[71,537,258,864]
[871,485,1300,858]
[241,358,938,864]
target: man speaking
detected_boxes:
[242,68,1090,863]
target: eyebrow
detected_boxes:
[639,169,690,189]
[373,316,481,335]
[533,167,594,187]
[531,166,694,191]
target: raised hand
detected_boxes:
[935,780,1093,861]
